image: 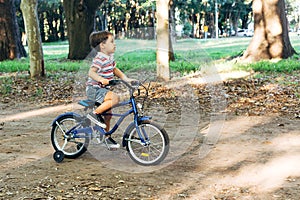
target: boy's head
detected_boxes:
[89,31,113,49]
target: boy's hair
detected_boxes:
[89,31,113,48]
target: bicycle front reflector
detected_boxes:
[141,153,149,157]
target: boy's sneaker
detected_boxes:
[87,112,106,129]
[105,136,120,149]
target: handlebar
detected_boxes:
[108,79,150,111]
[108,79,142,96]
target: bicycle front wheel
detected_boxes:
[126,122,169,166]
[51,114,89,159]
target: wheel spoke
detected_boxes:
[61,139,68,150]
[51,114,89,159]
[127,122,169,165]
[56,121,67,136]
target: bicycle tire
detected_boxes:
[51,114,89,159]
[126,121,169,166]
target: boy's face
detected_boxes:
[101,35,116,55]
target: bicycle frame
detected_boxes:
[53,94,152,146]
[51,79,171,165]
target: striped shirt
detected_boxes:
[86,52,116,87]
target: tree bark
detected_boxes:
[242,0,296,62]
[0,0,26,61]
[169,0,175,61]
[21,0,45,78]
[63,0,104,60]
[156,0,170,81]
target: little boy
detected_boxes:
[86,31,134,149]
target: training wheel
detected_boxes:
[77,143,83,150]
[53,150,65,163]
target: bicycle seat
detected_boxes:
[78,99,100,108]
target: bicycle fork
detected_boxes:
[134,124,151,146]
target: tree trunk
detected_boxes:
[21,0,45,79]
[147,7,155,39]
[242,0,296,62]
[58,4,65,41]
[169,0,175,62]
[156,0,170,81]
[0,0,26,61]
[63,0,104,60]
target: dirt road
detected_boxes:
[1,99,300,200]
[1,71,300,199]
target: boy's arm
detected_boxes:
[114,67,129,81]
[89,67,109,85]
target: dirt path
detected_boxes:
[1,101,300,200]
[0,71,300,199]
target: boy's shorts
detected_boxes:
[86,85,108,104]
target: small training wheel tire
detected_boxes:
[77,143,83,150]
[53,150,64,163]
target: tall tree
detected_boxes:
[21,0,45,78]
[63,0,104,60]
[169,0,175,61]
[38,0,65,42]
[156,0,170,81]
[0,0,26,61]
[242,0,296,61]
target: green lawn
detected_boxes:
[0,34,299,74]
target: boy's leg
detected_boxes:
[104,110,112,132]
[95,91,118,131]
[95,91,120,149]
[94,91,119,114]
[86,87,113,129]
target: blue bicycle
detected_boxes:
[50,80,169,166]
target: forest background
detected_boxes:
[0,0,300,102]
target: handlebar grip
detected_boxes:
[108,80,120,86]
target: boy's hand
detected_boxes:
[101,79,110,85]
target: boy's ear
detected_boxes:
[100,42,105,50]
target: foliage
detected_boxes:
[38,0,65,42]
[222,73,300,116]
[1,35,299,74]
[0,60,28,72]
[0,59,80,73]
[116,50,156,72]
[286,0,300,29]
[183,22,193,37]
[170,60,198,74]
[12,0,255,41]
[1,69,299,118]
[195,75,300,116]
[15,0,64,43]
[239,59,300,73]
[0,72,75,103]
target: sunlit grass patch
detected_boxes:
[0,59,29,72]
[239,59,300,73]
[1,36,299,74]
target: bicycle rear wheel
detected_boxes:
[51,114,89,159]
[126,122,169,166]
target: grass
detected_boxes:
[0,59,29,72]
[0,34,299,74]
[239,58,300,73]
[116,49,156,72]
